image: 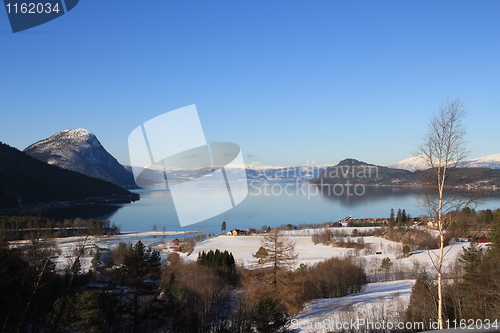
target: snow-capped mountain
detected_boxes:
[389,153,500,171]
[388,155,429,172]
[457,153,500,169]
[125,163,334,185]
[243,163,333,180]
[24,129,135,186]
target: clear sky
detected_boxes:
[1,0,499,167]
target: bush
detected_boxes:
[304,257,367,300]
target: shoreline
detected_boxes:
[119,230,206,237]
[0,193,140,215]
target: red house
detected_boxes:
[467,235,489,243]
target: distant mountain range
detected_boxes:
[17,128,500,189]
[24,129,135,186]
[457,153,500,169]
[312,158,500,188]
[0,142,139,210]
[389,153,500,171]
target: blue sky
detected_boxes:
[1,0,499,167]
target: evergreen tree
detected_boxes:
[380,257,393,280]
[405,272,438,330]
[402,245,411,258]
[91,248,101,270]
[121,241,161,333]
[252,296,288,333]
[196,249,236,280]
[51,291,103,333]
[459,241,483,280]
[402,209,408,224]
[389,208,395,230]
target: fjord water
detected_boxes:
[75,181,500,233]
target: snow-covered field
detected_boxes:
[14,226,480,331]
[290,280,415,333]
[188,231,471,275]
[187,229,480,332]
[19,230,204,273]
[40,226,475,278]
[189,234,352,268]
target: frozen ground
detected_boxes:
[189,234,352,268]
[290,280,416,333]
[15,227,476,277]
[11,226,482,331]
[13,230,204,273]
[188,231,473,275]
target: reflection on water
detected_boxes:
[46,181,500,233]
[319,185,420,206]
[46,204,123,221]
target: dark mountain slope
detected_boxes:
[0,142,139,210]
[311,158,416,185]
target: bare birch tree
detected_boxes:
[416,98,477,329]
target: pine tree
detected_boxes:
[121,240,161,333]
[459,241,483,280]
[389,208,395,230]
[402,209,408,225]
[380,257,393,281]
[405,272,438,330]
[402,245,411,258]
[252,296,288,333]
[91,248,101,270]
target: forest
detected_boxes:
[1,208,500,332]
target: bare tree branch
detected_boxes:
[415,98,479,329]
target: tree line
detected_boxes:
[405,225,500,331]
[0,229,367,332]
[0,215,120,240]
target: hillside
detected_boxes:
[0,142,139,210]
[312,158,500,188]
[311,159,416,186]
[390,153,500,171]
[24,128,135,186]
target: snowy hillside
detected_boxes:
[291,280,415,333]
[24,128,135,186]
[388,155,429,171]
[390,153,500,171]
[457,153,500,169]
[127,163,334,184]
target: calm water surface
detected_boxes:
[50,181,500,233]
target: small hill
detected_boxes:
[0,142,139,210]
[312,158,500,188]
[24,128,135,186]
[311,158,416,186]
